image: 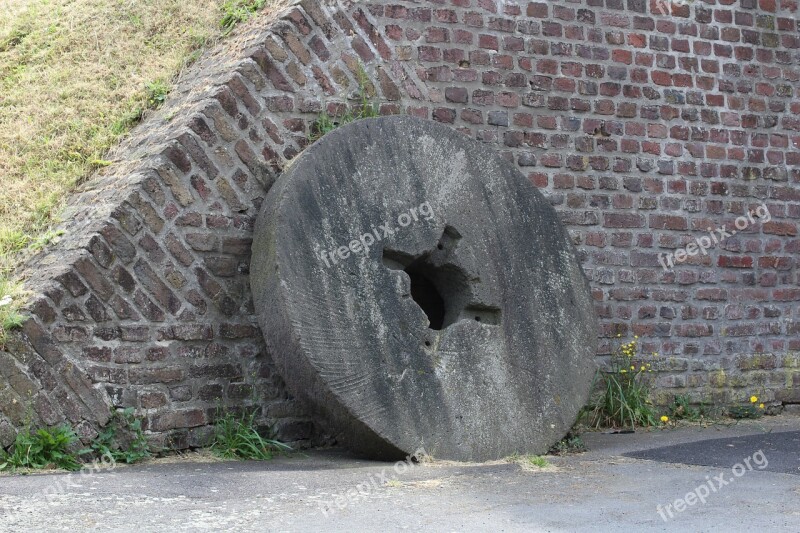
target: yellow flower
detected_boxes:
[640,366,645,371]
[634,335,639,339]
[617,334,622,338]
[630,365,636,370]
[646,363,651,368]
[620,369,627,374]
[759,403,765,409]
[660,415,669,423]
[750,396,758,404]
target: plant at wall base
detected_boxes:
[210,409,291,461]
[668,395,714,422]
[310,64,383,142]
[89,408,150,465]
[584,336,660,430]
[0,425,85,472]
[548,432,587,455]
[727,395,766,420]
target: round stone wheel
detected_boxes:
[251,116,597,461]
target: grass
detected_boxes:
[583,337,660,430]
[727,405,764,419]
[0,406,151,472]
[0,0,283,329]
[526,455,549,468]
[0,276,27,349]
[210,410,291,461]
[310,64,382,141]
[221,0,268,32]
[507,453,550,469]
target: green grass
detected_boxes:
[210,410,291,461]
[310,64,382,141]
[0,0,285,319]
[0,407,153,471]
[0,276,26,349]
[727,396,765,420]
[507,453,550,469]
[221,0,268,31]
[527,455,548,468]
[583,337,660,430]
[0,425,85,472]
[587,369,658,429]
[0,407,289,471]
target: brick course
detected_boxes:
[1,0,799,449]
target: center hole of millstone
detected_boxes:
[383,251,472,331]
[382,226,502,333]
[406,263,446,331]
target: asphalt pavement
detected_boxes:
[0,415,798,532]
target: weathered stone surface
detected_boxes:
[252,116,598,461]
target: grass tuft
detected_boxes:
[507,453,550,469]
[310,64,383,142]
[145,79,171,109]
[582,336,660,430]
[211,410,291,461]
[221,0,268,31]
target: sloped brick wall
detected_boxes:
[2,0,799,449]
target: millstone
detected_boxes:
[251,116,597,461]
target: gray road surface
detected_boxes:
[1,415,798,532]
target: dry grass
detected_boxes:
[0,0,281,343]
[0,0,224,266]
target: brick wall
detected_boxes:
[2,0,799,449]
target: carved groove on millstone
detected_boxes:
[251,115,598,461]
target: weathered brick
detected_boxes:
[133,259,182,315]
[74,257,114,301]
[157,324,213,341]
[148,409,206,431]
